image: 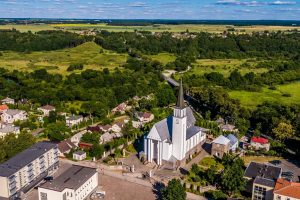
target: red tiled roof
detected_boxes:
[0,105,8,111]
[251,137,269,144]
[274,178,300,198]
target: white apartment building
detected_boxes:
[0,142,59,200]
[38,165,98,200]
[66,115,83,128]
[1,109,28,124]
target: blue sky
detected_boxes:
[0,0,299,20]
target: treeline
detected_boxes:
[95,31,300,59]
[0,29,92,52]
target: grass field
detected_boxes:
[229,81,300,108]
[148,53,176,65]
[0,42,128,74]
[176,59,269,78]
[0,23,298,33]
[242,156,283,165]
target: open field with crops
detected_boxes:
[0,42,128,74]
[0,23,298,33]
[229,81,300,108]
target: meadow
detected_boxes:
[229,81,300,109]
[0,23,298,33]
[0,42,128,74]
[174,58,269,79]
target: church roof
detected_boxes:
[186,126,206,140]
[151,107,197,141]
[176,79,185,109]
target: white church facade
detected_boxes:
[143,80,207,166]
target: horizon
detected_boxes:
[0,0,300,20]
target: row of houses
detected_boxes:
[244,162,300,200]
[0,141,98,200]
[211,134,271,159]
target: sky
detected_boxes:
[0,0,300,20]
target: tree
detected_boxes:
[220,158,245,196]
[45,122,70,141]
[81,132,100,145]
[273,122,295,141]
[161,179,186,200]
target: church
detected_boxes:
[143,80,207,166]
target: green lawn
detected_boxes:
[199,157,224,171]
[229,81,300,109]
[148,53,176,65]
[0,42,128,74]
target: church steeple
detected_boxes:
[176,79,185,109]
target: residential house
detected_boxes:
[38,105,56,117]
[220,124,239,132]
[71,130,86,146]
[99,124,112,133]
[111,102,128,114]
[273,178,300,200]
[73,150,87,161]
[66,115,84,127]
[87,125,101,132]
[38,165,98,200]
[251,137,270,151]
[1,97,15,105]
[244,162,282,200]
[0,124,20,138]
[136,112,154,123]
[0,142,59,199]
[0,105,8,113]
[226,134,239,152]
[1,109,27,124]
[57,139,76,157]
[112,122,125,133]
[211,135,230,159]
[100,132,113,144]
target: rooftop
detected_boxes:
[274,178,300,198]
[212,135,230,145]
[73,150,86,156]
[0,125,19,133]
[251,137,269,144]
[39,105,55,110]
[254,176,276,188]
[0,142,57,177]
[0,105,8,111]
[67,115,83,121]
[244,162,281,180]
[5,109,25,116]
[40,165,97,192]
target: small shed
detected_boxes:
[73,150,87,161]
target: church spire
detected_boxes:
[176,79,185,109]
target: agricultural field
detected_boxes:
[229,81,300,109]
[0,42,128,74]
[0,23,298,34]
[148,53,176,65]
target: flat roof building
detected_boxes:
[38,165,98,200]
[0,142,59,199]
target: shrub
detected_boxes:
[67,63,84,71]
[204,190,227,200]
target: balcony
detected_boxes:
[9,181,16,189]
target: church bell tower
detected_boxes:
[172,79,187,160]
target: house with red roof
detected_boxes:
[250,137,270,151]
[111,102,131,114]
[136,112,154,123]
[273,178,300,200]
[0,105,8,113]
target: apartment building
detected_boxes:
[38,165,98,200]
[0,142,59,200]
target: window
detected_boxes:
[40,192,47,200]
[276,196,281,200]
[253,185,266,200]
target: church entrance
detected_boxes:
[153,140,158,164]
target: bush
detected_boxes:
[204,190,227,200]
[67,63,84,71]
[282,93,292,97]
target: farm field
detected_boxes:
[148,53,176,65]
[0,42,128,74]
[229,81,300,109]
[0,23,298,33]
